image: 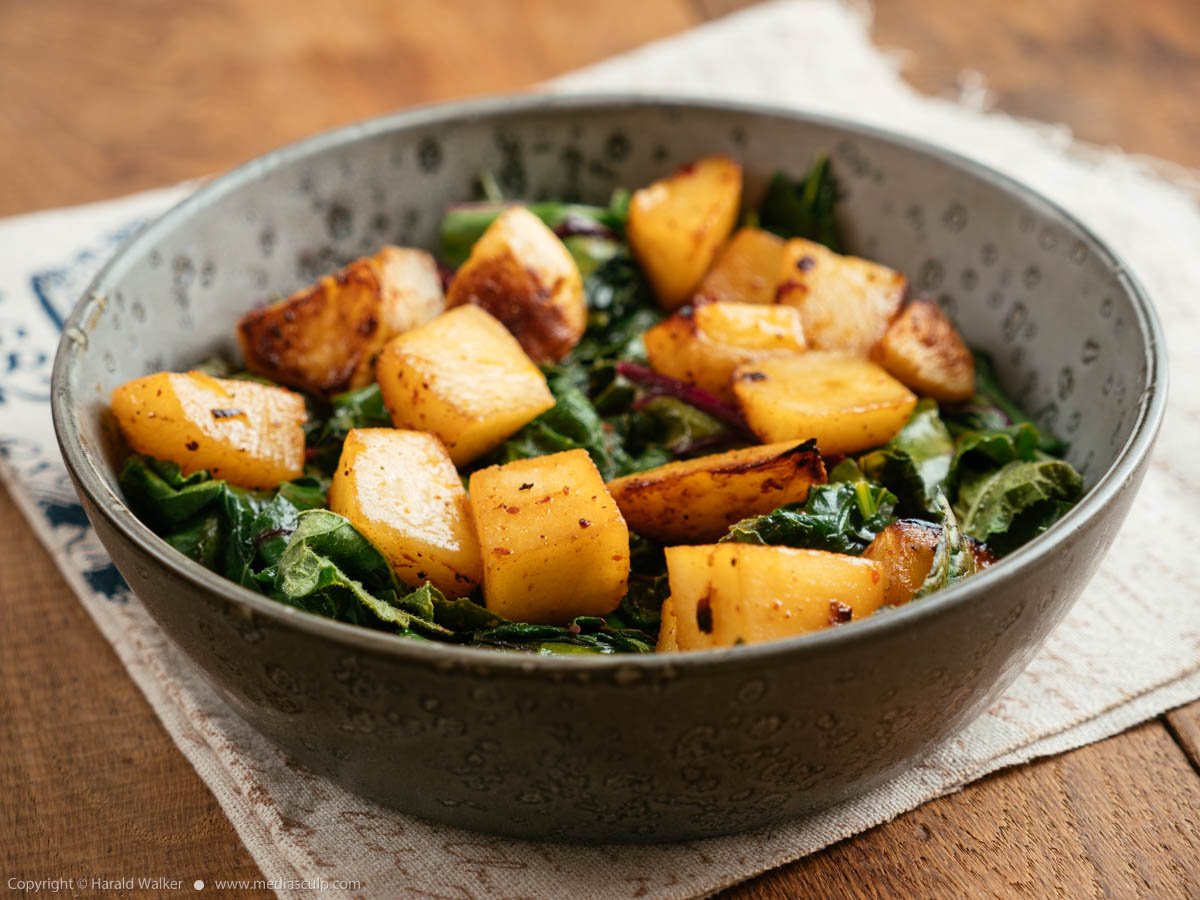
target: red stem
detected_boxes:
[615,362,755,440]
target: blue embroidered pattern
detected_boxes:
[0,219,148,602]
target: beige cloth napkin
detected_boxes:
[2,1,1198,897]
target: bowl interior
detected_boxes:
[59,96,1156,594]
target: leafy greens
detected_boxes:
[859,399,956,517]
[722,457,897,555]
[304,383,393,474]
[440,193,630,269]
[756,154,843,251]
[121,155,1091,656]
[275,511,655,653]
[942,351,1068,455]
[913,490,980,599]
[119,455,330,590]
[954,459,1082,556]
[274,509,450,636]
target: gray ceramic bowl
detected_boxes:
[52,94,1166,843]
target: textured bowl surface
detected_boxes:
[52,94,1166,842]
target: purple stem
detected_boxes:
[552,214,616,240]
[615,362,755,440]
[253,527,292,552]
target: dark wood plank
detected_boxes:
[872,0,1200,168]
[0,0,700,217]
[732,721,1200,898]
[1,0,1199,897]
[697,0,1200,168]
[1166,702,1200,774]
[0,486,272,898]
[705,0,1200,169]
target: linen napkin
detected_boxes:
[2,1,1198,897]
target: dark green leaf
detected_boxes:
[947,421,1042,488]
[163,511,223,569]
[477,369,633,480]
[273,510,450,635]
[537,371,625,466]
[432,594,506,631]
[218,487,286,587]
[914,490,979,599]
[266,509,656,653]
[954,459,1083,555]
[327,383,392,435]
[943,352,1068,455]
[277,474,332,511]
[470,617,654,654]
[303,382,393,475]
[439,197,629,268]
[190,355,277,386]
[635,396,730,455]
[611,574,670,634]
[628,533,667,575]
[568,251,662,366]
[757,156,843,251]
[482,419,586,464]
[120,454,331,590]
[119,456,225,527]
[722,479,896,555]
[859,399,955,517]
[430,592,654,654]
[588,366,639,415]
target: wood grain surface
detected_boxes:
[2,1,1198,897]
[731,722,1200,899]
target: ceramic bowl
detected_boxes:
[51,95,1166,842]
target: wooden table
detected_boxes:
[3,1,1199,895]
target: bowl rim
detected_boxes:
[51,91,1169,676]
